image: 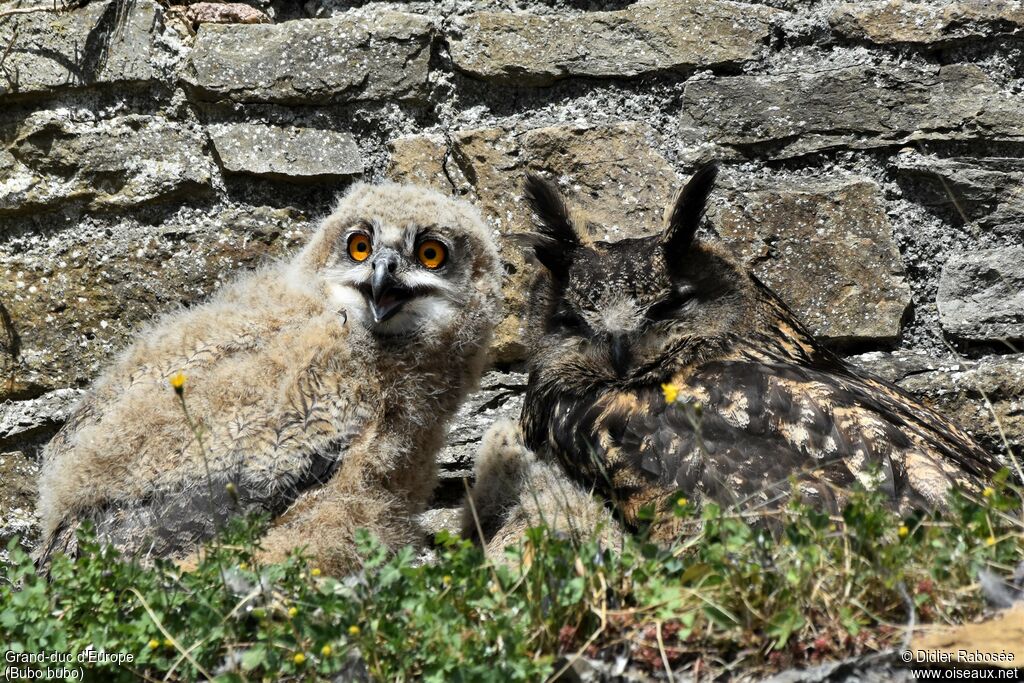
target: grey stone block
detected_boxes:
[714,178,912,346]
[1,112,214,213]
[449,0,785,86]
[0,0,165,100]
[937,247,1024,342]
[210,123,364,181]
[681,64,1024,158]
[831,1,1024,47]
[185,12,433,104]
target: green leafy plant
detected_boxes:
[2,473,1021,681]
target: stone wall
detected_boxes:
[1,0,1023,543]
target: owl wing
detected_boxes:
[38,366,370,567]
[524,358,1000,525]
[36,276,374,567]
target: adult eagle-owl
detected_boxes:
[514,163,1000,529]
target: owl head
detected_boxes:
[298,182,503,343]
[522,163,755,383]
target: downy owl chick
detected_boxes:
[497,163,1000,540]
[36,182,503,574]
[461,419,622,560]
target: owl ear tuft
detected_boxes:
[523,173,581,278]
[662,162,718,270]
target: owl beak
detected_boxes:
[609,333,630,376]
[369,256,411,323]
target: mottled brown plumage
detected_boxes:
[516,163,1000,533]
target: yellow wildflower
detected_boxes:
[163,639,173,649]
[348,625,361,636]
[169,371,186,395]
[321,645,333,657]
[898,525,909,538]
[442,574,452,586]
[676,497,688,507]
[293,653,306,665]
[661,382,679,404]
[983,486,995,498]
[311,568,321,577]
[288,606,299,618]
[147,639,160,650]
[986,535,997,546]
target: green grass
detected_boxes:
[2,472,1022,682]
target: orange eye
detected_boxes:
[417,240,447,269]
[347,233,372,262]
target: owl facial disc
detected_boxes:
[324,220,468,339]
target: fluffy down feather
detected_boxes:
[37,182,503,574]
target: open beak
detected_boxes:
[369,259,411,323]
